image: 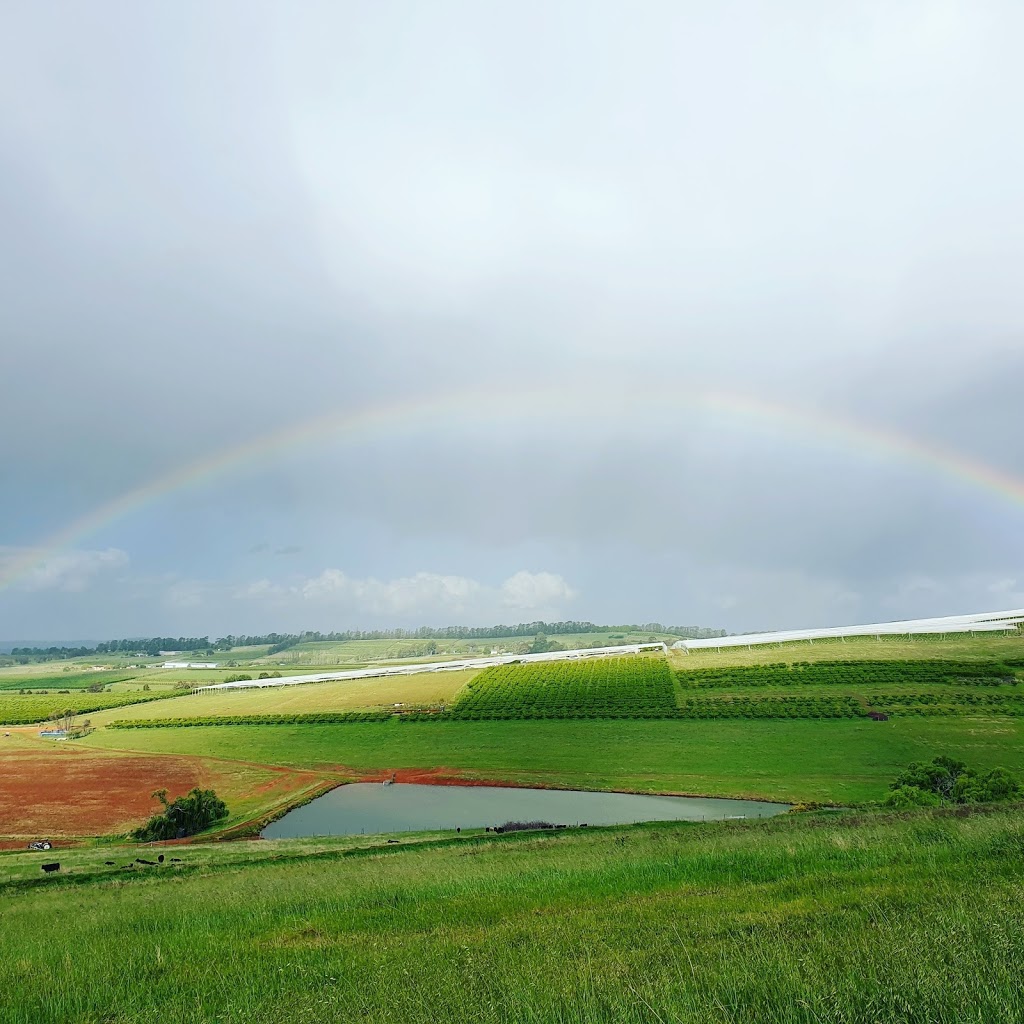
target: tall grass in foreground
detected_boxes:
[1,807,1023,1023]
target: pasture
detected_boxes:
[81,715,1024,804]
[84,669,478,727]
[2,805,1023,1023]
[257,631,680,666]
[670,630,1024,669]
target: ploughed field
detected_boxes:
[2,805,1023,1023]
[0,743,331,840]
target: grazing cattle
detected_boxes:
[105,861,115,866]
[136,859,156,866]
[158,855,165,863]
[387,839,400,844]
[170,857,182,862]
[40,863,60,873]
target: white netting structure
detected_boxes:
[671,608,1024,652]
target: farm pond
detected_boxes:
[262,783,790,838]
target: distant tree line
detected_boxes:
[213,621,725,644]
[11,637,214,659]
[11,621,726,660]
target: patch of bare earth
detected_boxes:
[0,747,326,838]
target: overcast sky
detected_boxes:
[3,1,1024,641]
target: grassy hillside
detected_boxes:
[670,630,1024,668]
[82,715,1024,804]
[85,669,477,727]
[2,806,1023,1023]
[256,632,680,666]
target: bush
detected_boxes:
[954,767,1023,804]
[884,785,941,809]
[889,756,1022,806]
[133,788,228,841]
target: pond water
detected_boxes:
[261,782,789,838]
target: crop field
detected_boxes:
[2,805,1024,1023]
[0,668,145,691]
[447,656,677,719]
[83,669,477,727]
[0,689,175,725]
[677,658,1024,688]
[676,694,868,718]
[668,657,1024,719]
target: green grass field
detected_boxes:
[256,632,681,666]
[2,805,1023,1023]
[4,631,1024,1021]
[81,715,1024,804]
[84,669,477,726]
[670,630,1024,669]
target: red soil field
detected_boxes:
[0,741,329,839]
[0,749,226,838]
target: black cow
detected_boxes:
[40,863,60,873]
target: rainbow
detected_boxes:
[3,383,1023,593]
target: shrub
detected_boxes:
[889,756,1021,806]
[133,788,228,841]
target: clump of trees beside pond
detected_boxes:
[134,788,228,841]
[885,756,1021,808]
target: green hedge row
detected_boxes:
[675,696,868,719]
[676,659,1022,690]
[870,692,1024,717]
[107,710,393,728]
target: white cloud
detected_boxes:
[233,567,577,621]
[301,569,484,617]
[500,570,577,609]
[2,547,129,592]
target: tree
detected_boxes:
[889,756,1020,806]
[891,756,968,802]
[884,785,940,808]
[133,788,229,841]
[954,767,1022,804]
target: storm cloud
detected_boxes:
[2,2,1023,638]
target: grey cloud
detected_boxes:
[2,2,1024,637]
[1,547,129,593]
